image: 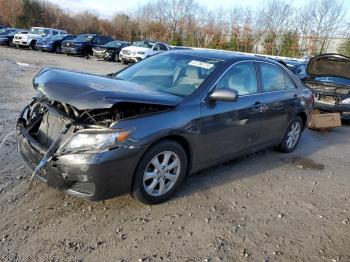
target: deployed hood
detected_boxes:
[33,68,181,110]
[307,53,350,79]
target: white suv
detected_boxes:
[119,40,169,64]
[13,27,67,49]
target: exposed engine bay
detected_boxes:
[24,94,171,127]
[306,83,350,105]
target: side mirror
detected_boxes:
[209,88,238,102]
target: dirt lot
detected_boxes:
[0,46,349,262]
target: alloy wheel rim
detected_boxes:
[286,121,301,149]
[143,151,181,197]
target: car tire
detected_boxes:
[276,116,303,153]
[29,41,36,50]
[54,45,61,54]
[121,60,128,65]
[113,54,119,62]
[132,140,188,205]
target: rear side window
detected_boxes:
[159,43,168,51]
[216,62,257,95]
[52,30,58,35]
[260,63,295,91]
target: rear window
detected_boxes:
[260,63,295,91]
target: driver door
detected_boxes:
[197,62,265,165]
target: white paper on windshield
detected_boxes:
[189,60,214,69]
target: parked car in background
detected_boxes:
[13,27,67,49]
[17,49,313,204]
[271,58,308,81]
[0,29,27,47]
[119,40,170,64]
[35,34,76,53]
[91,40,130,62]
[61,34,114,57]
[305,53,350,119]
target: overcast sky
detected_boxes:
[47,0,350,18]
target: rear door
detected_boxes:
[255,62,298,144]
[198,61,265,164]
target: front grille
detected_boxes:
[69,182,95,196]
[122,50,130,55]
[15,36,22,40]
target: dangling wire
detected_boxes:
[0,131,16,152]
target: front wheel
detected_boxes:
[29,41,36,50]
[132,140,187,205]
[276,117,303,153]
[54,45,61,54]
[113,53,119,62]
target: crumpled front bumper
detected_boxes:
[314,101,350,119]
[17,106,145,201]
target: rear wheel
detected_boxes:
[132,140,187,205]
[277,117,303,153]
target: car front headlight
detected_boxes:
[62,129,130,153]
[342,98,350,104]
[137,51,145,55]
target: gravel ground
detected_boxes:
[0,46,349,262]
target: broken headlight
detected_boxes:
[62,129,130,153]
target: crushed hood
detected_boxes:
[307,53,350,79]
[33,68,182,110]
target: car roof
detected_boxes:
[167,48,281,64]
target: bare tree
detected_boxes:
[307,0,346,54]
[0,0,23,27]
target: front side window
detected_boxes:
[260,63,293,92]
[116,53,222,97]
[153,43,161,51]
[216,62,257,95]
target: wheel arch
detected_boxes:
[297,111,307,130]
[130,134,193,192]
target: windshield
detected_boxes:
[314,77,350,86]
[291,64,307,75]
[132,41,155,49]
[116,52,222,97]
[29,28,50,36]
[74,34,94,42]
[0,28,8,34]
[105,41,122,48]
[0,29,12,35]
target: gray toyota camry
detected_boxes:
[17,49,313,204]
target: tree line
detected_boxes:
[0,0,349,57]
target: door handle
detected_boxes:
[251,102,266,113]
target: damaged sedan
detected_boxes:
[17,50,313,204]
[306,53,350,119]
